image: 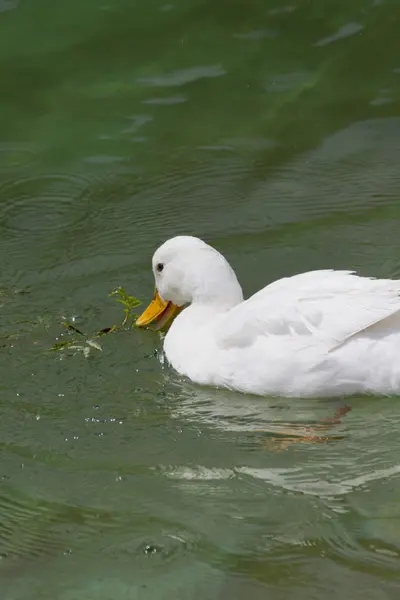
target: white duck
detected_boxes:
[136,236,400,398]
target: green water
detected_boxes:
[1,0,400,597]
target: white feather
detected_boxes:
[143,237,400,397]
[217,269,400,352]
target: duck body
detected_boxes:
[137,236,400,398]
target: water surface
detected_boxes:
[1,0,400,598]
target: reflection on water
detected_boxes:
[1,0,400,598]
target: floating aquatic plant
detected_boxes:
[51,287,142,358]
[109,286,142,328]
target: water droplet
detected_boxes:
[144,544,159,555]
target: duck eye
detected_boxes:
[156,263,164,273]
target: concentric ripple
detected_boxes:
[0,173,93,235]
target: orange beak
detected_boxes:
[135,288,181,331]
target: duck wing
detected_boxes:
[216,270,400,352]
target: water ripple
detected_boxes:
[0,0,19,12]
[0,173,92,235]
[236,464,400,498]
[137,65,226,87]
[0,491,121,559]
[315,22,363,47]
[0,142,38,172]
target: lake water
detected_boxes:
[1,0,400,598]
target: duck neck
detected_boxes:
[190,273,244,310]
[163,301,228,382]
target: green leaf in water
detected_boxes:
[51,340,76,352]
[62,321,85,336]
[50,287,142,356]
[109,287,142,328]
[86,339,102,352]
